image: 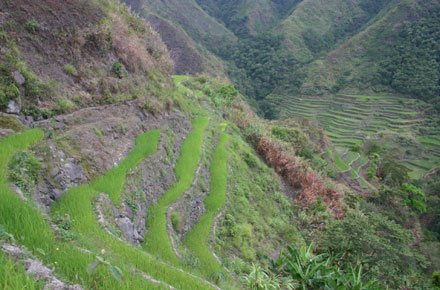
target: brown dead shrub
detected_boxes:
[257,135,344,219]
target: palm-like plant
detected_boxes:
[242,264,293,290]
[325,264,379,290]
[271,243,379,290]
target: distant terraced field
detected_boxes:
[274,94,440,184]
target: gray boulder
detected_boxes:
[13,71,25,86]
[6,100,21,114]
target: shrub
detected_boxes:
[54,98,74,113]
[216,84,238,103]
[8,151,41,194]
[298,147,313,160]
[25,20,38,33]
[112,61,124,78]
[23,105,53,119]
[64,64,78,77]
[351,144,361,153]
[271,126,289,141]
[0,83,19,109]
[0,65,19,109]
[94,127,103,139]
[433,271,440,287]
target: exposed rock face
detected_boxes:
[115,216,144,244]
[13,71,25,86]
[6,100,21,114]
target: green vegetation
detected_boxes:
[0,251,44,290]
[8,150,41,195]
[25,20,38,33]
[94,127,104,139]
[64,64,78,77]
[184,131,231,276]
[54,98,74,113]
[0,64,19,109]
[93,130,160,202]
[378,4,440,105]
[53,128,216,289]
[268,243,378,289]
[171,211,181,233]
[112,61,124,78]
[143,117,209,265]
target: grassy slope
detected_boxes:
[143,117,209,265]
[0,251,44,290]
[93,130,161,203]
[52,129,216,289]
[0,131,112,288]
[141,0,236,48]
[184,130,231,276]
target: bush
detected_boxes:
[64,64,78,77]
[271,126,289,141]
[112,61,124,78]
[298,147,313,160]
[0,65,19,109]
[54,98,74,113]
[8,151,41,194]
[351,144,361,153]
[23,105,53,119]
[25,20,38,33]
[216,84,238,103]
[433,271,440,287]
[0,83,19,109]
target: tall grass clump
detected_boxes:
[184,131,231,277]
[143,117,209,265]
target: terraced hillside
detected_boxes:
[272,94,440,182]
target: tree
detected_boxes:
[319,212,423,287]
[400,183,427,213]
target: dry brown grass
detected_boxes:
[110,14,173,76]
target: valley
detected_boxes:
[0,0,439,289]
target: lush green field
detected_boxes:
[184,130,231,276]
[143,117,209,265]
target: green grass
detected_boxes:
[93,130,160,202]
[52,128,216,289]
[0,131,104,288]
[143,117,209,265]
[0,251,44,290]
[346,152,359,165]
[334,152,349,171]
[173,75,193,96]
[418,138,440,146]
[184,131,231,277]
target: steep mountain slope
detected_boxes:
[122,0,438,111]
[121,0,234,77]
[1,0,439,289]
[284,0,437,96]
